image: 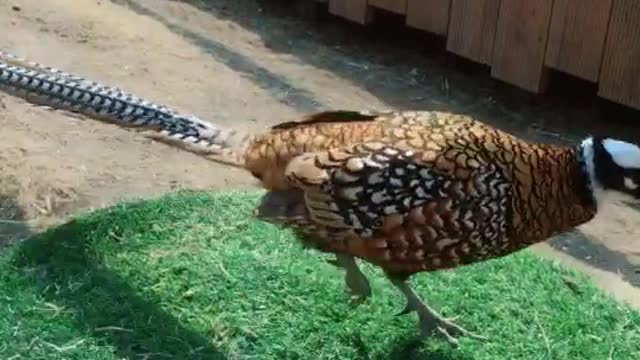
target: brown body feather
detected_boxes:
[248,111,597,275]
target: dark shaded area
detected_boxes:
[0,194,25,221]
[0,176,31,249]
[0,217,31,249]
[111,0,323,113]
[7,204,468,360]
[11,218,227,359]
[549,230,640,288]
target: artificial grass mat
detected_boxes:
[0,191,639,359]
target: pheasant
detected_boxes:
[2,51,640,345]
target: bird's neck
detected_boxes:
[508,142,597,245]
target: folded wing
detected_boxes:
[284,141,514,271]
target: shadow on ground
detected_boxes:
[11,219,227,359]
[0,217,31,249]
[0,180,31,249]
[9,217,462,360]
[112,0,323,113]
[549,231,640,288]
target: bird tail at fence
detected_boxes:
[0,50,250,167]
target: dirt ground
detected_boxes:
[1,0,640,308]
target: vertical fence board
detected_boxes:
[405,0,451,35]
[446,0,500,65]
[598,0,640,109]
[368,0,407,14]
[545,0,613,82]
[318,0,640,110]
[491,0,554,92]
[329,0,372,24]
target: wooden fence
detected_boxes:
[322,0,640,111]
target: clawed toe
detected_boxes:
[417,311,488,346]
[388,274,487,346]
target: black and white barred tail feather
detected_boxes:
[0,50,97,85]
[0,50,249,167]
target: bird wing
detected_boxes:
[270,110,382,130]
[284,140,513,269]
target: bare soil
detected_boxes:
[1,0,640,308]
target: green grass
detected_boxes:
[1,191,639,359]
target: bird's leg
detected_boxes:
[386,273,487,346]
[327,254,372,301]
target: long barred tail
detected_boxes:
[0,50,250,167]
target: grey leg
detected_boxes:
[327,254,372,301]
[387,274,487,346]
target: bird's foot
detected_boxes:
[397,299,487,346]
[389,275,487,346]
[327,255,372,303]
